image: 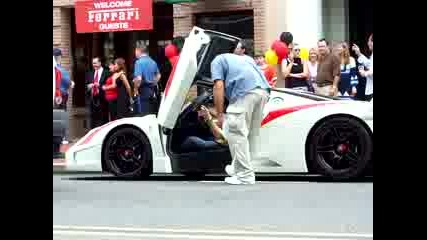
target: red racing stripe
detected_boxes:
[77,121,117,146]
[261,102,336,126]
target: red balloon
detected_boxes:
[270,40,281,50]
[271,40,288,64]
[165,44,178,59]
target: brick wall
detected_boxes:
[173,0,267,53]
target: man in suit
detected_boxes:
[86,57,109,129]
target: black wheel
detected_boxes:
[103,127,152,178]
[308,117,372,179]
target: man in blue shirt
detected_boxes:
[53,48,73,144]
[211,52,270,185]
[133,45,161,115]
[53,48,72,110]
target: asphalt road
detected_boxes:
[53,174,373,240]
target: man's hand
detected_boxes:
[329,86,337,96]
[351,86,357,96]
[216,113,224,128]
[359,69,366,77]
[87,83,94,89]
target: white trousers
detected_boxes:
[224,88,269,179]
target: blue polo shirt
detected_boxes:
[211,53,270,103]
[134,55,159,98]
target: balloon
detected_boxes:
[265,49,278,65]
[299,47,309,61]
[271,40,282,52]
[165,44,178,59]
[271,41,288,64]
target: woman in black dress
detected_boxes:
[103,58,133,119]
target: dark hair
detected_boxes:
[135,44,148,53]
[239,40,248,50]
[279,32,293,45]
[114,58,126,73]
[318,38,329,45]
[92,56,102,63]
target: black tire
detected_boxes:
[103,127,152,178]
[308,116,372,179]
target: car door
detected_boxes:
[157,26,240,130]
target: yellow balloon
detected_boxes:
[299,47,309,61]
[265,49,278,65]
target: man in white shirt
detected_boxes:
[86,57,110,129]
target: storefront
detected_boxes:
[53,0,174,139]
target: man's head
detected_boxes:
[368,33,373,51]
[92,57,102,70]
[135,44,148,58]
[234,40,247,55]
[53,48,62,64]
[317,38,329,56]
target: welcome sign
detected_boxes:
[74,0,153,33]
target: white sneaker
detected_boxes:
[225,165,235,176]
[224,176,255,185]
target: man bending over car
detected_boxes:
[211,51,271,185]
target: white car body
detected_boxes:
[65,27,373,178]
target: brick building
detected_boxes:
[53,0,372,139]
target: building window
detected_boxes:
[195,10,254,55]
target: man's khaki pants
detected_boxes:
[223,88,269,180]
[314,84,333,96]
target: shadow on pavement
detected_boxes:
[66,174,373,183]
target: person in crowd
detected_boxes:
[133,45,161,116]
[275,32,293,84]
[234,40,248,56]
[86,57,109,129]
[103,58,133,120]
[53,48,73,144]
[352,33,373,101]
[307,48,319,92]
[336,42,358,99]
[53,48,72,111]
[102,62,119,121]
[211,52,270,185]
[279,43,309,90]
[254,53,277,87]
[315,38,341,96]
[181,105,227,152]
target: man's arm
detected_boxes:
[154,63,161,83]
[332,56,341,89]
[213,80,225,116]
[211,56,226,123]
[133,61,143,93]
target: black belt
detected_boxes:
[315,82,333,87]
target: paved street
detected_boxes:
[53,174,373,240]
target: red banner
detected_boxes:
[75,0,153,33]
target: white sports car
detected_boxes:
[65,27,373,179]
